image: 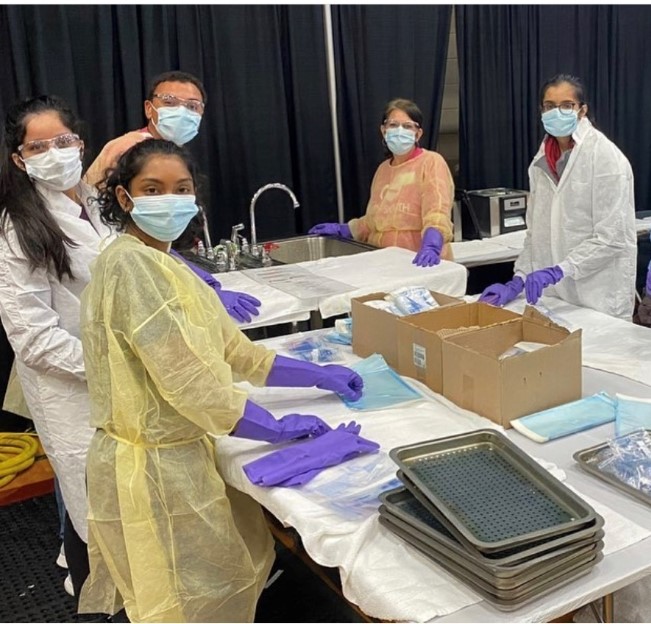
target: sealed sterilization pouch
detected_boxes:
[342,353,422,411]
[511,392,616,443]
[283,334,341,362]
[615,394,651,437]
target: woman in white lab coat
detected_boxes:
[479,74,637,320]
[0,95,113,597]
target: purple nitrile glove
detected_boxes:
[413,227,444,267]
[524,266,564,305]
[170,248,222,289]
[215,289,261,324]
[231,400,332,444]
[242,423,379,487]
[478,276,525,306]
[266,355,363,401]
[646,263,651,295]
[308,223,352,238]
[170,249,262,322]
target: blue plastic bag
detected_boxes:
[342,353,422,411]
[510,392,616,443]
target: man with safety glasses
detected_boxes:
[86,71,263,324]
[85,70,206,186]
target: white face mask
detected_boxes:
[23,146,83,191]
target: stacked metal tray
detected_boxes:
[380,429,604,611]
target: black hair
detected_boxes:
[539,74,586,107]
[147,71,207,104]
[96,139,203,231]
[0,95,83,281]
[380,98,424,158]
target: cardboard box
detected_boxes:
[351,291,462,368]
[397,302,521,393]
[441,307,582,428]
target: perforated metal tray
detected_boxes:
[379,505,602,588]
[380,486,605,571]
[574,433,651,507]
[390,429,599,553]
[397,469,602,561]
[378,516,602,611]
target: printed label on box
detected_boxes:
[413,344,427,369]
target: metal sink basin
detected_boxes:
[266,235,375,264]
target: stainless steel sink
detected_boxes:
[266,235,375,264]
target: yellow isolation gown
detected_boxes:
[78,234,276,622]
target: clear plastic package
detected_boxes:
[284,335,341,363]
[385,286,440,316]
[596,430,651,495]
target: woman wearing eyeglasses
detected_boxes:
[0,95,114,600]
[479,74,636,319]
[309,98,455,267]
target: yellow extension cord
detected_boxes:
[0,432,39,488]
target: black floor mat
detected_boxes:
[0,493,365,623]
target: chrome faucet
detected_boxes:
[249,183,300,252]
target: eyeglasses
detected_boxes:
[153,93,205,114]
[541,101,581,114]
[17,133,81,157]
[383,120,420,132]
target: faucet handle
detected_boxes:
[231,223,245,243]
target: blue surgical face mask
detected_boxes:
[541,108,579,138]
[126,191,199,242]
[153,106,202,145]
[384,127,417,156]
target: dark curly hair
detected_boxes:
[95,139,203,231]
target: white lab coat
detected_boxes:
[0,181,113,541]
[514,117,637,320]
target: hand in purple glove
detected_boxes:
[413,227,444,267]
[242,422,379,487]
[645,264,651,295]
[170,249,262,323]
[266,355,364,402]
[478,276,525,306]
[216,289,261,324]
[231,400,331,444]
[308,223,352,238]
[524,266,564,305]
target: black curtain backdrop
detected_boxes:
[331,5,452,220]
[456,5,651,214]
[0,5,335,242]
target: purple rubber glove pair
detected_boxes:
[170,249,262,323]
[308,223,352,238]
[231,400,331,444]
[478,276,525,306]
[413,227,444,267]
[243,422,379,487]
[266,355,364,402]
[524,266,564,304]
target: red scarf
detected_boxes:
[544,136,574,181]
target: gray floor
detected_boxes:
[0,493,364,623]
